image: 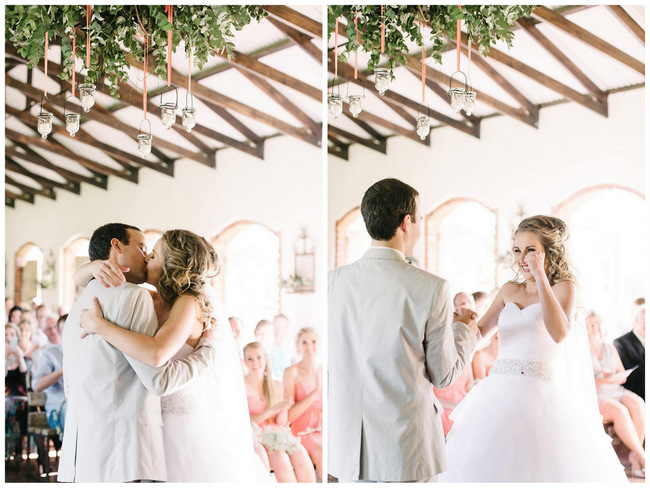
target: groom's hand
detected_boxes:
[453,308,479,333]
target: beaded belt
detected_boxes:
[490,358,554,381]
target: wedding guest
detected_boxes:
[244,342,315,483]
[587,311,645,476]
[284,328,322,478]
[8,305,23,325]
[18,319,39,371]
[23,309,48,348]
[432,364,473,437]
[615,303,645,400]
[32,314,65,429]
[472,331,499,381]
[472,291,490,318]
[5,323,28,462]
[229,316,247,374]
[254,319,274,352]
[5,297,14,321]
[271,314,292,378]
[35,304,51,329]
[453,292,475,313]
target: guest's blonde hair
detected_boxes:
[5,323,20,339]
[295,327,319,354]
[585,311,603,340]
[511,215,576,286]
[158,229,220,331]
[244,342,279,406]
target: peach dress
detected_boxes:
[290,382,322,455]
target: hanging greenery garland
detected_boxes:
[328,5,537,75]
[6,5,267,97]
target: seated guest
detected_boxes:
[229,316,247,374]
[244,342,315,483]
[32,315,66,431]
[472,291,490,318]
[23,309,49,348]
[472,331,499,381]
[8,305,23,325]
[5,323,28,461]
[283,328,322,478]
[254,319,274,353]
[615,304,645,400]
[5,297,14,322]
[433,292,477,436]
[588,311,645,477]
[271,314,292,379]
[18,319,39,372]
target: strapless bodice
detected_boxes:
[161,342,205,415]
[496,302,560,364]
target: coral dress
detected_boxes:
[247,395,301,454]
[290,382,322,455]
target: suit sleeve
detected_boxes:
[120,287,218,396]
[423,280,478,388]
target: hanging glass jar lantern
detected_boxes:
[347,79,365,118]
[78,77,96,113]
[137,119,153,158]
[181,92,197,133]
[373,68,391,96]
[159,85,179,130]
[328,77,343,119]
[448,71,468,114]
[37,95,53,140]
[416,103,431,141]
[462,89,477,116]
[63,96,82,137]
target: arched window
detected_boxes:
[62,237,90,311]
[334,207,370,268]
[14,243,44,306]
[425,199,498,295]
[143,229,163,253]
[212,221,281,332]
[554,185,645,339]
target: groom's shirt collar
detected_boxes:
[367,245,406,260]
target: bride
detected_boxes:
[76,229,269,482]
[439,216,628,482]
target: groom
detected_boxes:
[58,223,216,482]
[328,178,479,482]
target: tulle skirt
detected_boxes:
[439,372,628,483]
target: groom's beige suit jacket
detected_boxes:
[328,247,478,481]
[58,280,216,482]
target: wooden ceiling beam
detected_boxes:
[6,189,34,205]
[327,135,350,161]
[219,48,321,101]
[6,128,137,182]
[456,32,608,117]
[329,51,479,138]
[234,67,321,143]
[606,6,644,44]
[518,17,608,102]
[262,6,322,38]
[130,57,318,147]
[207,104,263,144]
[328,125,387,154]
[6,174,55,200]
[403,58,537,127]
[5,157,80,195]
[267,17,322,64]
[532,6,644,74]
[5,142,107,189]
[6,197,15,208]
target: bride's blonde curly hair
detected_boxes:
[158,229,221,331]
[511,215,576,286]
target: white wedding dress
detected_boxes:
[161,294,270,482]
[439,302,628,483]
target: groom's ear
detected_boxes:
[399,214,411,234]
[110,237,123,255]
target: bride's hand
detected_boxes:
[80,297,105,339]
[91,260,129,288]
[524,251,546,281]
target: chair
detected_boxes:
[26,391,60,481]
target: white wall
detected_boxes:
[328,88,645,271]
[5,135,324,331]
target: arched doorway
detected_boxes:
[14,243,44,306]
[554,185,645,339]
[425,198,498,294]
[212,221,281,334]
[334,207,370,268]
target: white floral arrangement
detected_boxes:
[260,425,301,454]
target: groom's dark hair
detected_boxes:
[88,223,141,261]
[361,178,419,241]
